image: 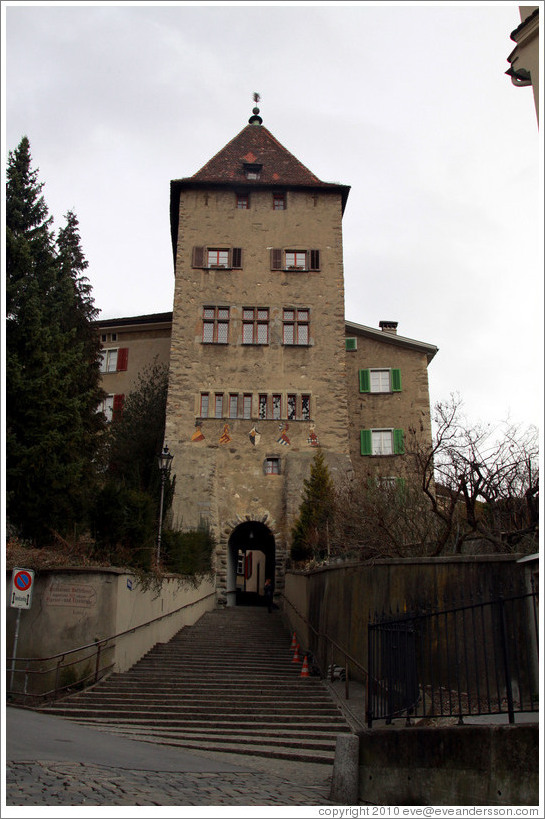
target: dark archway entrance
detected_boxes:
[227,521,276,607]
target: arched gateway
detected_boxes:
[220,516,278,607]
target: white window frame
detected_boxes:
[100,395,115,422]
[370,369,391,393]
[372,429,394,456]
[99,349,118,373]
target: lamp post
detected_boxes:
[156,445,174,567]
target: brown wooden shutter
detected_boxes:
[232,247,242,268]
[270,249,282,270]
[117,348,129,371]
[309,249,320,270]
[192,246,205,267]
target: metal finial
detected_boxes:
[248,92,263,125]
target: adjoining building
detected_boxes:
[505,6,539,119]
[98,105,438,604]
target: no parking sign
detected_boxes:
[10,567,35,609]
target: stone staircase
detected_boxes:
[38,607,353,764]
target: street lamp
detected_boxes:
[156,445,174,566]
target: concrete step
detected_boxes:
[42,606,353,764]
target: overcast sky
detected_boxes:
[3,1,543,433]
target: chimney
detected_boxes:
[379,320,398,335]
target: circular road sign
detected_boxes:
[14,570,33,592]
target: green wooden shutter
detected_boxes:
[391,368,402,392]
[360,429,372,456]
[393,429,405,454]
[359,369,371,393]
[345,338,357,351]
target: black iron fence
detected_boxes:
[367,584,539,727]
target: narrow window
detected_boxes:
[215,393,224,418]
[273,192,285,210]
[272,394,281,420]
[259,394,268,420]
[287,394,297,421]
[237,194,249,209]
[301,395,311,420]
[200,393,209,418]
[243,394,252,419]
[229,394,238,419]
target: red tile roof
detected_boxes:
[190,124,324,186]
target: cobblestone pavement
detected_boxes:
[6,757,334,807]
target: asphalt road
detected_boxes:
[5,706,336,809]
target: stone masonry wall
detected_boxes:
[165,186,352,593]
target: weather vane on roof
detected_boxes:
[249,92,263,125]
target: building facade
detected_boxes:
[98,108,438,603]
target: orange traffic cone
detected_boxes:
[292,643,301,663]
[301,655,309,678]
[290,631,297,650]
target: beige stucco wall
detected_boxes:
[6,568,216,694]
[100,325,171,397]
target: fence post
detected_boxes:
[497,595,515,724]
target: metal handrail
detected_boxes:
[280,592,375,704]
[7,590,216,702]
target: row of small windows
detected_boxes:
[236,192,286,210]
[199,392,311,421]
[202,307,310,346]
[191,247,320,272]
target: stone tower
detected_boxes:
[165,103,353,603]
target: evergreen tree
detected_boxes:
[106,359,169,495]
[290,450,335,562]
[6,137,105,542]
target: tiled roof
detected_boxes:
[189,124,326,187]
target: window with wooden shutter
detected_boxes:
[391,369,402,392]
[271,249,282,270]
[393,429,405,454]
[346,338,357,351]
[359,369,371,393]
[192,246,205,267]
[117,348,129,372]
[309,249,320,270]
[360,429,372,456]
